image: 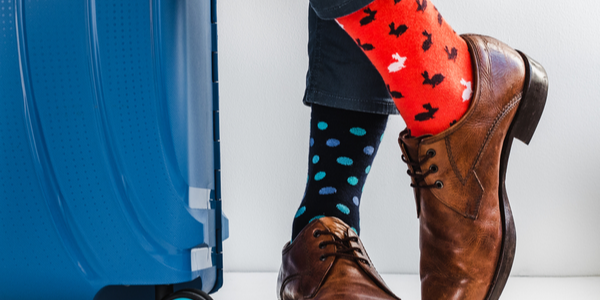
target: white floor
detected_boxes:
[212,272,600,300]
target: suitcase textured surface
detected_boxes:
[0,0,227,299]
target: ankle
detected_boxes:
[335,0,473,136]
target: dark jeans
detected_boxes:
[310,0,375,19]
[302,5,398,116]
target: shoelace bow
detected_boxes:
[314,230,370,266]
[400,141,442,190]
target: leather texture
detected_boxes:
[398,34,526,300]
[277,217,401,300]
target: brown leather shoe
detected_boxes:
[277,217,401,300]
[398,34,548,300]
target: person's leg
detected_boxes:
[277,6,402,300]
[303,6,396,115]
[290,6,396,241]
[309,0,472,137]
[308,0,374,20]
[303,1,549,300]
[291,104,386,240]
[335,0,473,137]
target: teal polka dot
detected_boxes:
[337,203,350,215]
[365,165,371,174]
[312,155,320,164]
[318,122,328,130]
[309,215,325,223]
[350,127,367,136]
[380,133,384,141]
[351,227,358,235]
[337,157,353,166]
[295,206,306,218]
[315,172,326,181]
[347,176,359,186]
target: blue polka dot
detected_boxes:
[347,176,359,186]
[309,215,325,223]
[315,172,326,181]
[350,127,367,136]
[326,139,340,147]
[365,165,371,174]
[318,122,328,130]
[312,155,320,164]
[337,203,350,215]
[351,227,358,235]
[353,196,360,206]
[337,157,353,166]
[310,138,314,147]
[363,146,375,155]
[295,206,306,218]
[319,187,337,195]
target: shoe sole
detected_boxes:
[485,52,549,300]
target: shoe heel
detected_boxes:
[511,51,549,145]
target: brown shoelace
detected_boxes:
[313,230,370,266]
[399,143,444,190]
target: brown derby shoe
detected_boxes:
[398,34,548,300]
[277,217,401,300]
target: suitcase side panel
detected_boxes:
[1,0,222,298]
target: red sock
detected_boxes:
[336,0,473,137]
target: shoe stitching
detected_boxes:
[445,92,522,186]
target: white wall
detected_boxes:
[217,0,600,276]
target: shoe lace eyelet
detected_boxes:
[318,243,325,249]
[320,255,326,261]
[429,164,438,173]
[313,230,321,238]
[426,149,436,157]
[435,180,444,189]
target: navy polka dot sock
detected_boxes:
[292,104,388,240]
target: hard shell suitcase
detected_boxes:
[0,0,227,299]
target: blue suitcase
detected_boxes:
[0,0,227,299]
